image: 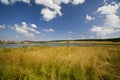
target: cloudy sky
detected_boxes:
[0,0,120,41]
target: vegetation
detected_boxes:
[0,37,120,44]
[48,37,120,42]
[0,46,120,80]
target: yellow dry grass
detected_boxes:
[0,46,120,80]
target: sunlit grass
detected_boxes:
[0,46,120,80]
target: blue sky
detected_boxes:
[0,0,120,41]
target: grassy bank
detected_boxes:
[0,46,120,80]
[48,41,120,45]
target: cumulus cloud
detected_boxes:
[97,2,119,15]
[35,0,62,21]
[91,2,120,38]
[0,0,30,5]
[31,24,37,28]
[71,0,85,5]
[91,26,117,38]
[12,22,40,37]
[35,0,85,21]
[41,8,57,21]
[22,0,30,4]
[85,14,95,22]
[0,0,9,5]
[0,24,6,29]
[35,0,61,11]
[0,0,85,21]
[52,0,70,5]
[43,28,55,32]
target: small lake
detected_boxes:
[0,43,118,48]
[0,43,92,48]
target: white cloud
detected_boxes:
[0,0,30,5]
[0,24,6,29]
[105,14,120,28]
[35,0,62,21]
[91,26,117,38]
[0,0,9,5]
[41,8,57,21]
[53,0,85,5]
[43,28,55,32]
[53,0,70,5]
[31,24,37,28]
[14,24,34,37]
[35,0,85,21]
[91,2,120,38]
[86,14,95,22]
[12,22,40,37]
[97,2,119,15]
[72,0,85,5]
[22,0,30,4]
[35,0,61,11]
[0,0,85,21]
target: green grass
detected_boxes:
[0,46,120,80]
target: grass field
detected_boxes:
[48,41,120,45]
[0,46,120,80]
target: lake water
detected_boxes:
[0,43,117,48]
[0,43,92,48]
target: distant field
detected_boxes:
[0,46,120,80]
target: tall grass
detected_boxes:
[0,46,120,80]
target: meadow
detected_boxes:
[0,45,120,80]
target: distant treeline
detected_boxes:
[0,38,120,44]
[74,38,120,42]
[49,38,120,42]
